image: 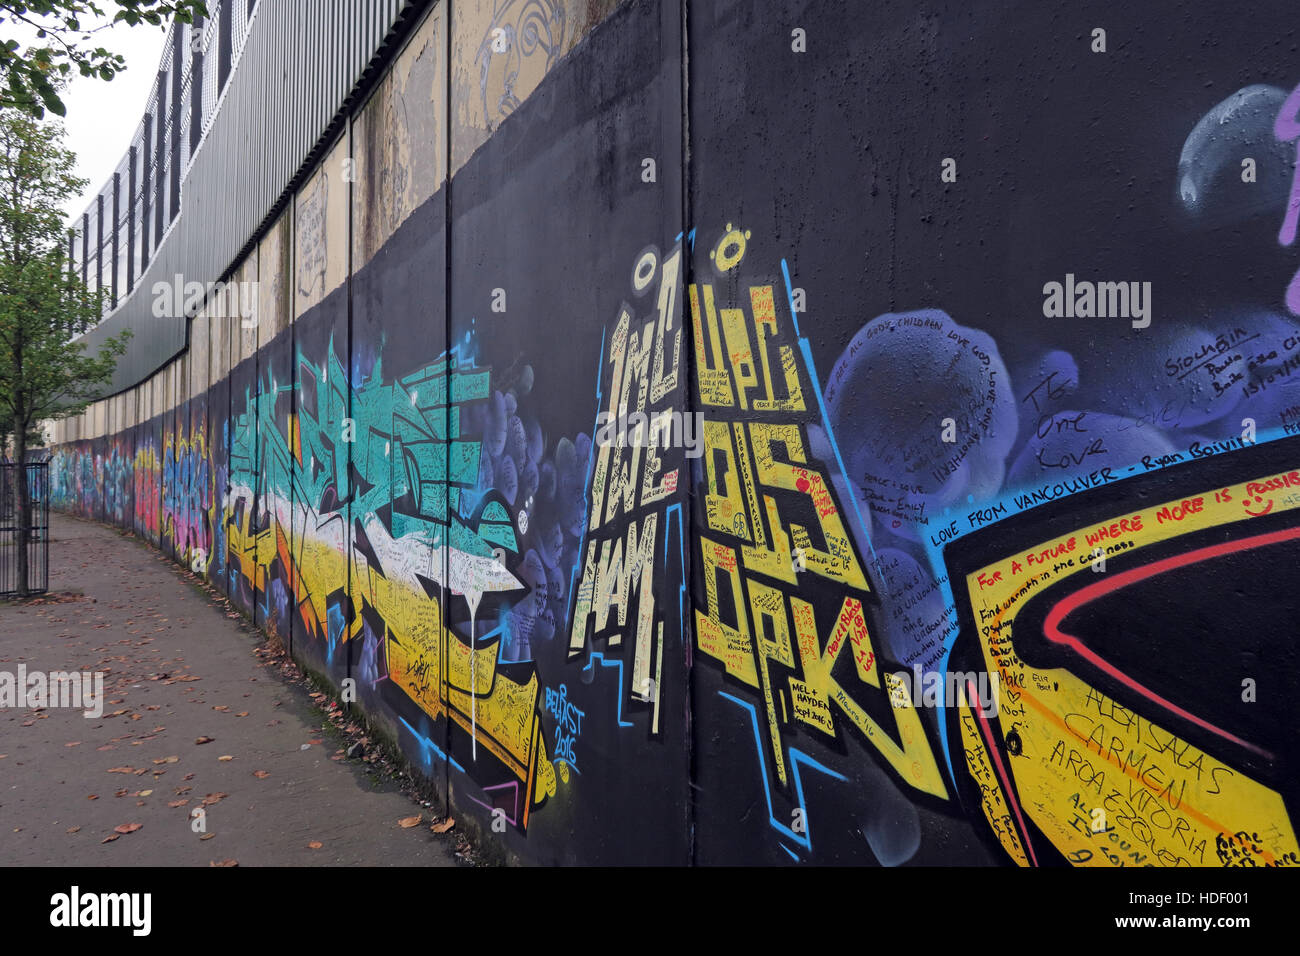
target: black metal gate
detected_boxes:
[0,461,49,597]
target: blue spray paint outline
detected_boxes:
[399,715,465,774]
[719,690,847,856]
[581,652,636,728]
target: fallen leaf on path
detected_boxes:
[106,767,136,774]
[252,770,269,779]
[167,800,188,808]
[212,706,229,712]
[209,859,238,867]
[66,826,80,833]
[152,756,179,764]
[199,833,215,840]
[237,712,249,717]
[138,790,152,797]
[431,818,455,834]
[195,736,214,745]
[87,795,99,800]
[307,841,322,849]
[65,741,80,748]
[218,755,233,762]
[101,834,119,844]
[201,793,227,807]
[113,823,143,834]
[398,815,423,829]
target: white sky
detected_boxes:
[2,10,170,224]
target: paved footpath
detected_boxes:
[0,513,457,867]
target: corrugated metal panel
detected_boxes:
[74,0,422,395]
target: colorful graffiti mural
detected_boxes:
[45,0,1300,865]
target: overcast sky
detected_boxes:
[4,11,170,225]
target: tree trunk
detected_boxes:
[14,426,28,597]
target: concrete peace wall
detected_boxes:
[47,0,1300,867]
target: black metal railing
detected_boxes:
[0,461,50,597]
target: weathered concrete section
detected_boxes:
[0,514,457,867]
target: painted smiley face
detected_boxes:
[1243,493,1274,517]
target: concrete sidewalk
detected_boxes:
[0,513,458,866]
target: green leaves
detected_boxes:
[0,0,208,118]
[0,102,122,440]
[29,70,63,115]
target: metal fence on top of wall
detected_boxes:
[67,0,416,396]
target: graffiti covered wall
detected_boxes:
[47,0,1300,865]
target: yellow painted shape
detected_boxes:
[701,419,750,541]
[747,577,796,783]
[749,285,804,413]
[720,306,758,410]
[791,596,948,799]
[695,536,758,686]
[958,700,1031,866]
[748,422,869,590]
[963,467,1300,866]
[294,531,348,640]
[690,284,736,407]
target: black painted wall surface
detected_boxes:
[46,0,1300,867]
